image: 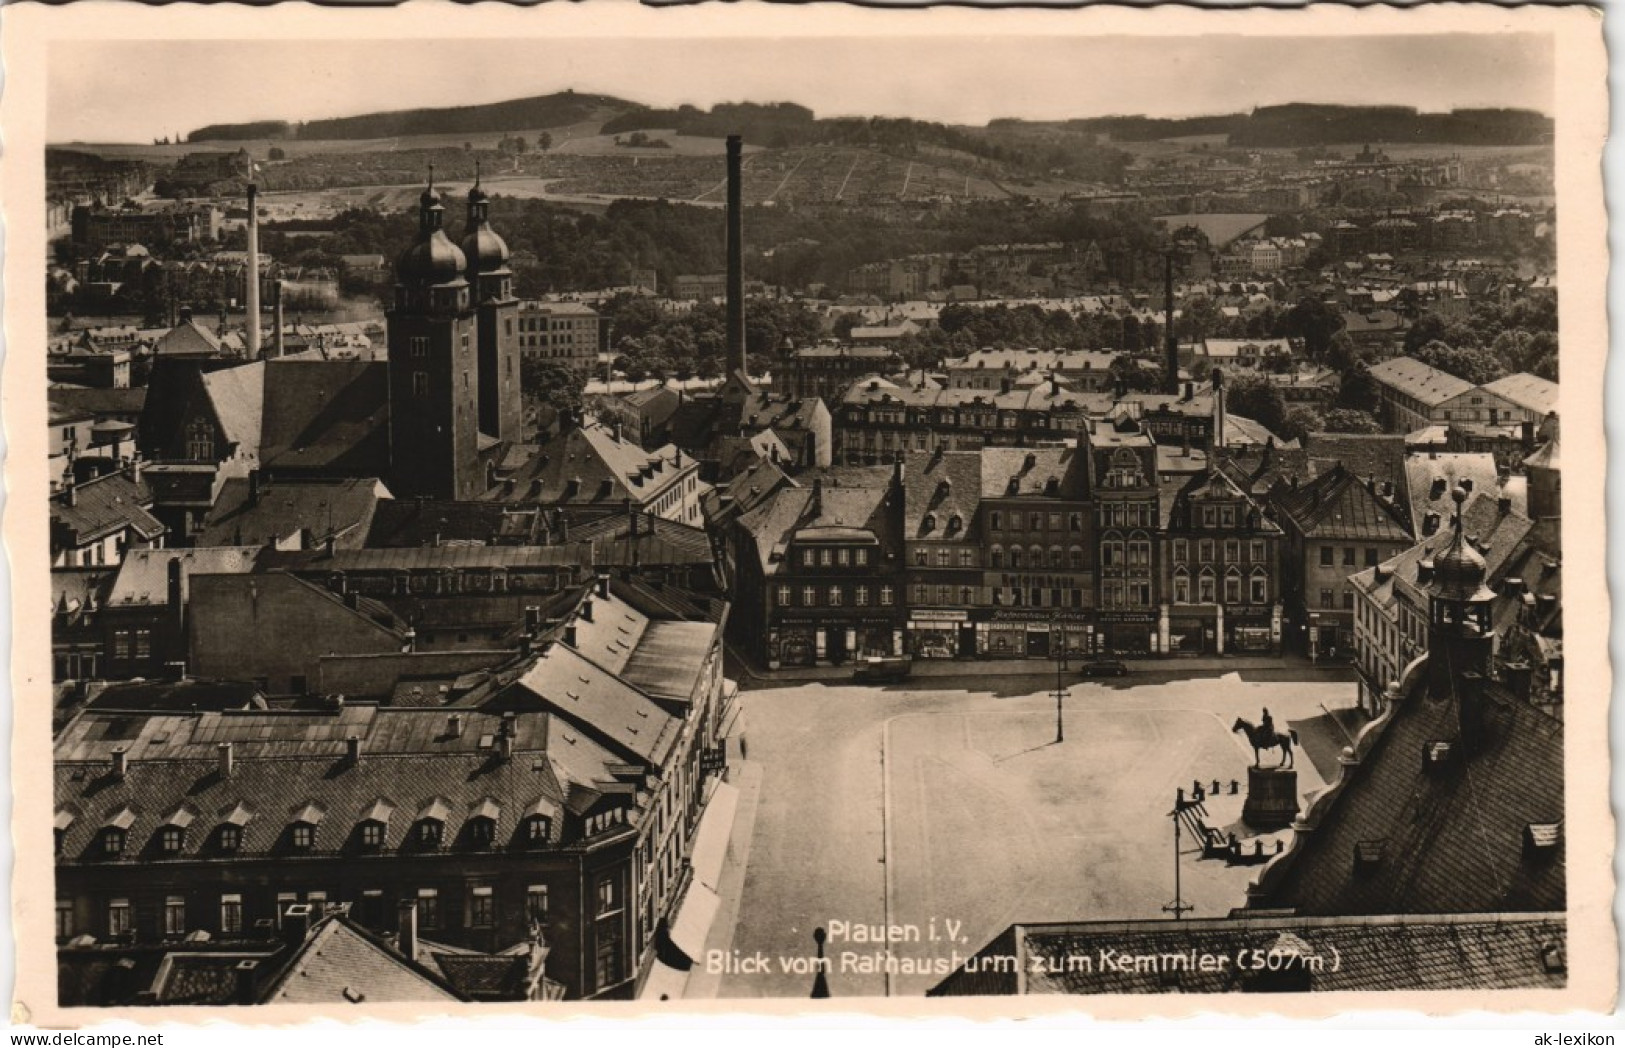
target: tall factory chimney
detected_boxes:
[1163,252,1178,395]
[245,175,261,360]
[726,134,746,378]
[272,280,285,359]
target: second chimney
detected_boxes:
[726,134,746,377]
[218,741,234,780]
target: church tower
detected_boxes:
[387,170,484,500]
[1424,483,1498,748]
[460,165,524,444]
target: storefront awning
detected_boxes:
[638,956,691,1002]
[666,881,720,963]
[689,780,740,893]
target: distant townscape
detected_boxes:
[47,89,1562,1005]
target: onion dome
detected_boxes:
[460,163,510,274]
[397,167,468,286]
[396,232,468,286]
[1429,485,1495,603]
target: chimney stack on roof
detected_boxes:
[397,899,420,963]
[111,746,128,780]
[218,741,234,780]
[346,735,362,764]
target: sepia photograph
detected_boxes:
[2,1,1612,1024]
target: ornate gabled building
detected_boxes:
[1160,467,1284,656]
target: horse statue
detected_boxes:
[1233,716,1299,768]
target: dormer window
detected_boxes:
[219,825,241,852]
[103,829,126,856]
[922,514,936,533]
[160,827,184,854]
[467,798,500,847]
[418,821,443,846]
[1524,821,1561,858]
[289,801,324,851]
[292,825,315,849]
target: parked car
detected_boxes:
[853,655,914,683]
[1078,658,1130,677]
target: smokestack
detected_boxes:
[245,180,261,360]
[727,135,746,377]
[1163,252,1179,395]
[397,900,420,963]
[273,281,284,359]
[1212,368,1225,450]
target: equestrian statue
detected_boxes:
[1232,707,1299,768]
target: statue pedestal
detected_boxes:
[1242,766,1299,830]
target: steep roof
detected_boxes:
[901,450,983,539]
[198,477,384,549]
[978,447,1086,499]
[1300,433,1409,489]
[1368,356,1475,407]
[1402,452,1514,539]
[1273,465,1413,543]
[1255,671,1564,915]
[510,644,679,768]
[51,470,163,547]
[260,916,464,1003]
[151,319,225,359]
[499,423,689,507]
[259,360,389,475]
[54,730,566,861]
[200,361,267,453]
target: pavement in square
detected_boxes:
[700,669,1361,999]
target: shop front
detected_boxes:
[974,611,1092,661]
[768,616,903,668]
[1227,609,1279,654]
[907,610,972,658]
[1094,612,1160,655]
[1166,611,1215,655]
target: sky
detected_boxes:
[48,34,1554,144]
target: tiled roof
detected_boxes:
[945,348,1117,372]
[51,470,164,546]
[260,916,464,1003]
[56,706,546,764]
[509,644,679,768]
[433,954,529,1000]
[1368,357,1474,407]
[54,741,566,861]
[978,447,1086,499]
[1482,372,1559,416]
[265,545,586,573]
[198,477,384,549]
[620,621,718,705]
[260,361,390,475]
[1256,666,1562,915]
[200,361,267,453]
[570,512,713,566]
[106,546,263,606]
[1402,452,1515,539]
[1300,433,1409,489]
[499,423,689,507]
[152,319,225,358]
[48,386,148,419]
[365,500,549,547]
[901,450,983,539]
[1274,465,1413,542]
[933,913,1565,994]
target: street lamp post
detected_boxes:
[1052,615,1066,744]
